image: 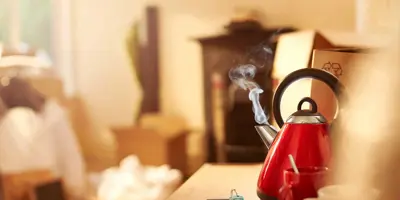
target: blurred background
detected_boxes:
[0,0,394,199]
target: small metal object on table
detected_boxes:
[167,163,262,200]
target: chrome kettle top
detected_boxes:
[254,68,345,150]
[272,68,345,127]
[287,97,327,124]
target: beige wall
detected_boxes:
[71,0,356,130]
[72,0,143,126]
[359,0,396,33]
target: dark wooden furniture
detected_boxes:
[135,6,160,116]
[30,180,66,200]
[196,28,295,162]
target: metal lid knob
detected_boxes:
[287,97,327,124]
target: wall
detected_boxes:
[71,0,356,130]
[358,0,396,33]
[72,0,143,126]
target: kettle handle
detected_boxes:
[273,68,346,128]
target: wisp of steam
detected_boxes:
[228,31,281,125]
[229,30,283,124]
[229,64,268,125]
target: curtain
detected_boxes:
[126,22,143,122]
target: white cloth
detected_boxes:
[0,100,86,196]
[96,156,182,200]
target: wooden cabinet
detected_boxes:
[196,28,295,162]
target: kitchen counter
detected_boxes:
[167,163,262,200]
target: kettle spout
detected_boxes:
[255,125,279,150]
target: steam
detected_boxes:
[229,64,268,124]
[228,31,282,125]
[249,88,268,124]
[228,64,258,89]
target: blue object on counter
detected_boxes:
[229,189,244,200]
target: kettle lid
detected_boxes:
[287,97,327,124]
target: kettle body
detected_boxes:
[255,68,345,200]
[257,120,331,200]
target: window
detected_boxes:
[21,0,52,57]
[0,0,52,56]
[0,0,75,95]
[0,1,11,45]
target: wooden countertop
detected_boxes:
[167,163,262,200]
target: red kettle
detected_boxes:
[255,68,345,200]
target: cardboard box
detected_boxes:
[271,30,334,122]
[272,30,379,124]
[112,125,188,175]
[310,48,371,121]
[273,30,334,79]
